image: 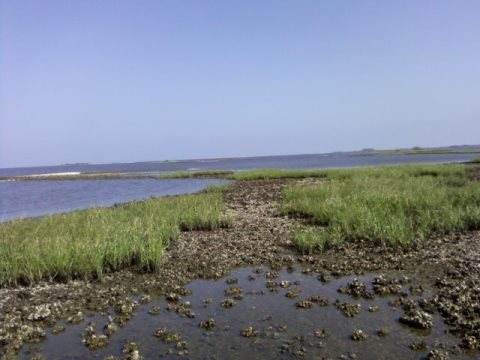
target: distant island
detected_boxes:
[60,162,91,166]
[354,144,480,156]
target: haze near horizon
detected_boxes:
[1,1,479,168]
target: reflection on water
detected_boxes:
[20,265,471,360]
[0,179,226,222]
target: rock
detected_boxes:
[418,298,437,313]
[221,298,235,308]
[165,293,181,302]
[85,334,108,350]
[427,350,450,360]
[174,302,195,318]
[317,273,330,283]
[154,328,183,343]
[225,287,243,300]
[409,341,427,350]
[372,275,402,295]
[84,322,109,350]
[266,280,279,291]
[308,295,330,306]
[336,302,361,317]
[139,295,151,304]
[52,326,66,335]
[462,336,480,350]
[123,341,143,360]
[351,329,368,341]
[377,327,390,337]
[314,329,328,338]
[114,299,138,316]
[265,271,278,279]
[199,319,216,330]
[400,309,433,329]
[242,326,258,338]
[19,324,46,343]
[114,299,138,326]
[409,284,424,296]
[148,306,160,315]
[27,305,51,321]
[338,279,373,299]
[286,289,301,298]
[103,318,118,337]
[295,300,314,309]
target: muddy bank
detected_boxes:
[1,179,480,359]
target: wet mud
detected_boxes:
[1,178,480,359]
[19,266,472,359]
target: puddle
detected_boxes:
[20,265,472,359]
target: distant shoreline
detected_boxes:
[1,163,479,359]
[2,154,479,181]
[353,148,480,157]
[2,144,480,171]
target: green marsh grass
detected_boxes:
[158,170,234,179]
[281,164,480,252]
[0,191,231,286]
[229,168,329,181]
[160,168,331,181]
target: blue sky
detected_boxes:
[1,1,479,168]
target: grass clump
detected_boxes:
[229,169,328,181]
[293,227,331,254]
[0,192,231,286]
[158,170,234,179]
[470,157,480,164]
[281,164,480,251]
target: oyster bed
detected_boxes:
[1,179,480,359]
[19,266,471,359]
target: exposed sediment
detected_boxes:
[1,179,480,358]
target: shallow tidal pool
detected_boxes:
[20,265,473,360]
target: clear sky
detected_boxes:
[1,1,479,168]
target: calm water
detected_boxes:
[1,152,477,222]
[0,152,477,178]
[20,265,469,360]
[0,179,226,222]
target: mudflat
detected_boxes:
[1,177,479,359]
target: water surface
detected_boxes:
[1,152,477,223]
[1,152,477,178]
[0,179,226,222]
[20,265,470,360]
